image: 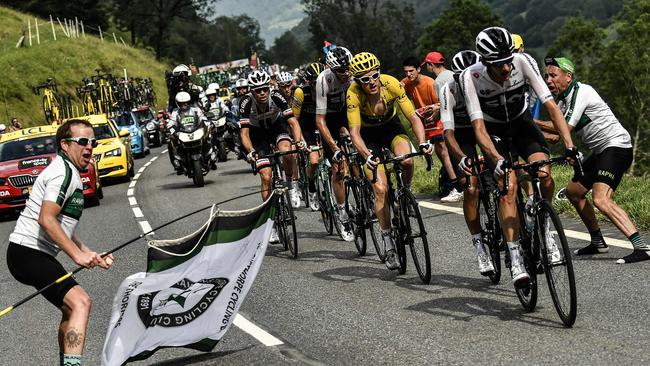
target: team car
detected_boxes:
[114,110,150,158]
[0,125,102,214]
[75,114,135,180]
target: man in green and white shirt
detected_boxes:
[541,56,648,264]
[6,119,114,366]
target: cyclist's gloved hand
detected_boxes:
[459,156,472,175]
[332,150,343,163]
[246,150,258,162]
[565,146,583,163]
[365,154,379,169]
[418,142,433,154]
[493,159,506,180]
[297,140,307,150]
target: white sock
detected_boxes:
[472,234,485,256]
[507,241,521,265]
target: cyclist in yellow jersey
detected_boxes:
[347,52,433,270]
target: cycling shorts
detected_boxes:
[322,111,348,160]
[361,116,411,168]
[576,146,632,190]
[299,112,318,147]
[484,110,549,162]
[449,128,480,178]
[7,242,79,308]
[248,123,291,171]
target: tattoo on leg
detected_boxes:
[65,328,83,348]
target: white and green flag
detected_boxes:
[101,194,277,366]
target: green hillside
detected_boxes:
[0,6,170,126]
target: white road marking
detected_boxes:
[233,314,284,346]
[132,207,144,218]
[162,149,168,153]
[138,167,146,173]
[138,220,153,234]
[418,200,633,250]
[128,180,137,188]
[127,188,134,196]
[150,156,158,161]
[144,161,152,167]
[128,197,137,206]
[133,173,141,180]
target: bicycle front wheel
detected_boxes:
[537,200,577,327]
[478,193,502,284]
[400,189,431,284]
[364,184,386,261]
[279,191,299,258]
[347,180,367,256]
[316,169,334,234]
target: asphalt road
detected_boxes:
[1,146,649,365]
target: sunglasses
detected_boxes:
[252,87,270,94]
[355,71,381,84]
[65,137,98,148]
[488,57,514,68]
[332,68,349,75]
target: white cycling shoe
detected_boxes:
[269,227,280,244]
[308,192,319,211]
[289,188,301,209]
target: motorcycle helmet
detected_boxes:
[172,64,191,77]
[175,91,191,109]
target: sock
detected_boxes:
[472,234,485,255]
[629,232,649,250]
[338,204,349,221]
[507,241,521,264]
[61,354,81,366]
[589,229,607,247]
[381,229,395,250]
[287,180,294,189]
[308,178,316,192]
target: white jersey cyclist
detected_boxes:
[556,81,631,154]
[462,52,553,124]
[440,76,473,131]
[9,153,84,257]
[315,68,351,115]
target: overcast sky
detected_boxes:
[211,0,306,47]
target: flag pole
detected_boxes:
[0,189,272,318]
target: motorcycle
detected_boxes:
[169,113,217,187]
[207,113,229,162]
[223,111,245,160]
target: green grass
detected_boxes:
[0,6,170,125]
[412,159,650,231]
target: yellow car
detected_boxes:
[73,114,135,180]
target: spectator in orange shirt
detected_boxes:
[402,56,461,202]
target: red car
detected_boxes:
[0,125,103,215]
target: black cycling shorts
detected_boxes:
[448,127,480,178]
[321,111,348,159]
[577,146,632,191]
[485,110,550,163]
[246,123,291,171]
[7,242,78,308]
[299,113,318,147]
[360,116,411,157]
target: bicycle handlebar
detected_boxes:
[370,150,432,183]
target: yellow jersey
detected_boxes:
[346,74,416,128]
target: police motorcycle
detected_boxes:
[168,92,217,187]
[204,85,229,162]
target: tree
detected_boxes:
[302,0,419,75]
[3,0,109,29]
[418,0,503,61]
[268,31,310,68]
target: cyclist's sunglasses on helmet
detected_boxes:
[65,137,98,148]
[355,70,381,84]
[487,55,514,68]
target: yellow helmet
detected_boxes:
[349,52,380,76]
[512,34,524,50]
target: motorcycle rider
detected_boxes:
[204,87,229,162]
[168,91,216,173]
[167,64,206,112]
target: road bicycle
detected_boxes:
[313,130,337,236]
[371,149,433,284]
[33,78,61,123]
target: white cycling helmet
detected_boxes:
[451,50,481,74]
[277,71,294,85]
[235,78,248,88]
[475,27,515,63]
[207,82,220,90]
[172,64,191,76]
[247,70,271,89]
[326,46,352,69]
[175,91,191,107]
[205,87,218,96]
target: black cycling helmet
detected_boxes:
[304,62,324,81]
[451,50,481,74]
[475,26,515,64]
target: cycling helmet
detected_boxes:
[451,50,481,74]
[0,123,5,133]
[235,78,248,88]
[277,71,294,85]
[207,82,220,90]
[247,70,271,89]
[325,47,352,69]
[175,91,191,106]
[172,64,191,76]
[205,88,218,96]
[475,27,514,63]
[349,52,380,77]
[304,62,324,81]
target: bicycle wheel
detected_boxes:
[298,153,310,208]
[536,200,577,327]
[43,96,53,123]
[281,190,299,258]
[514,237,539,312]
[478,194,502,284]
[399,189,431,284]
[346,180,367,256]
[316,168,334,234]
[365,184,386,261]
